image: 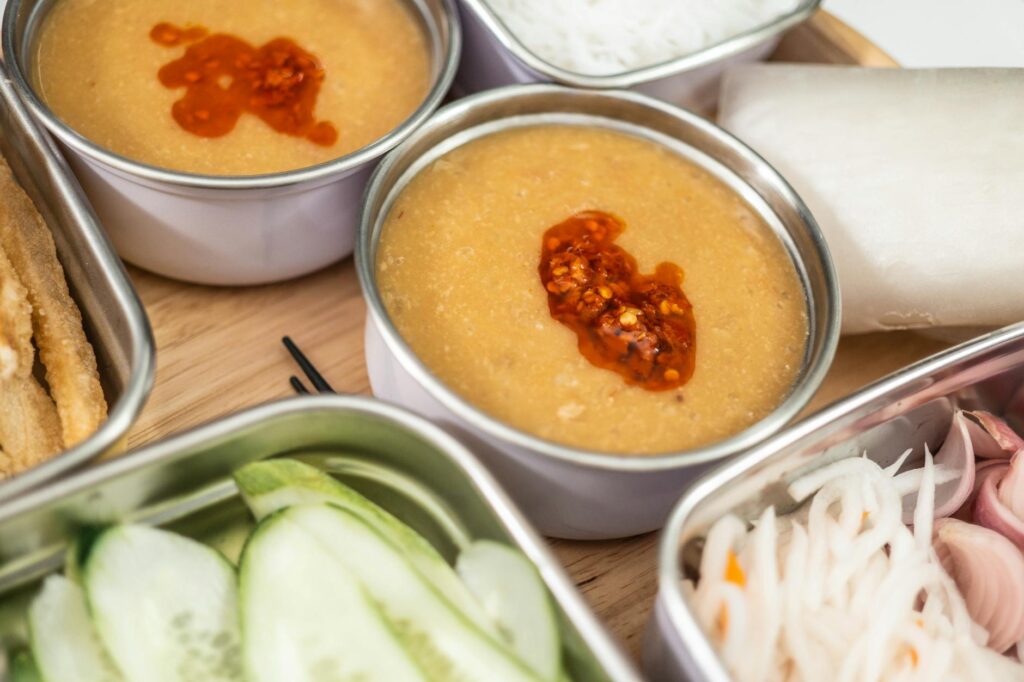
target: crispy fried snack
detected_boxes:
[0,232,57,476]
[0,158,107,448]
[0,375,63,478]
[0,241,33,381]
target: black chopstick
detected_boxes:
[282,336,335,394]
[289,375,311,395]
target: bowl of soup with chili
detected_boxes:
[2,0,459,284]
[357,85,839,538]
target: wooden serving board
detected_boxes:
[123,11,921,661]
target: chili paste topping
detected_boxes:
[539,210,696,391]
[149,22,338,146]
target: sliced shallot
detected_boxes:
[956,459,1010,522]
[933,517,1024,653]
[967,410,1024,458]
[975,458,1024,553]
[998,450,1024,519]
[899,411,975,524]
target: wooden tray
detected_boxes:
[123,11,928,661]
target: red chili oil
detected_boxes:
[149,22,338,146]
[539,210,696,391]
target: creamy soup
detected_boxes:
[376,124,809,455]
[33,0,431,175]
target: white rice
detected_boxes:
[482,0,802,76]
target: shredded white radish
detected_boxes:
[891,464,961,496]
[884,448,915,477]
[787,456,884,503]
[914,447,936,552]
[690,449,1024,682]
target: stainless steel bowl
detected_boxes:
[356,84,840,539]
[645,322,1024,681]
[0,396,642,682]
[2,0,461,285]
[0,59,154,502]
[456,0,821,110]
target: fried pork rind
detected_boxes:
[0,157,106,448]
[0,242,33,381]
[0,375,63,478]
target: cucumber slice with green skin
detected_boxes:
[283,504,541,682]
[10,651,42,682]
[83,525,243,682]
[64,526,104,586]
[239,511,428,682]
[233,459,495,633]
[456,541,562,681]
[28,576,124,682]
[63,543,82,585]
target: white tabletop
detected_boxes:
[827,0,1024,67]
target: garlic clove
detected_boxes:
[934,517,1024,653]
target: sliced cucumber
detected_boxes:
[83,525,242,682]
[456,541,562,680]
[28,576,123,682]
[239,511,427,682]
[233,459,494,633]
[10,651,42,682]
[63,526,104,586]
[63,542,83,585]
[284,504,540,681]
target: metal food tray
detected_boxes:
[0,59,154,500]
[0,396,642,682]
[645,322,1024,681]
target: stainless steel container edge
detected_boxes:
[0,60,155,501]
[0,396,643,682]
[455,0,822,109]
[457,0,822,89]
[645,322,1024,681]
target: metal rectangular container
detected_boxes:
[0,395,642,681]
[0,59,154,501]
[644,322,1024,682]
[455,0,821,110]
